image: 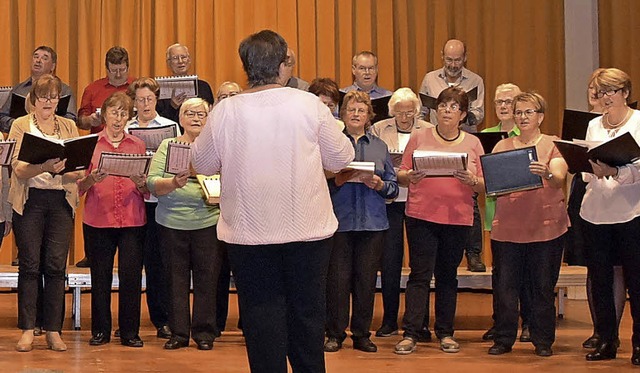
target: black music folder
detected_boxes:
[339,91,391,124]
[554,132,640,174]
[9,93,71,119]
[17,132,98,173]
[474,132,508,154]
[561,109,599,141]
[480,146,542,197]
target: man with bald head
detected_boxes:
[284,49,309,91]
[156,43,214,124]
[0,45,77,133]
[420,39,484,132]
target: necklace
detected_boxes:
[435,125,460,142]
[108,133,125,144]
[32,114,60,138]
[516,133,542,146]
[605,107,631,129]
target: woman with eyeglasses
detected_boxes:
[486,92,569,357]
[9,74,85,352]
[579,68,640,366]
[79,91,148,348]
[215,81,241,104]
[370,87,432,338]
[124,77,182,341]
[324,90,398,353]
[146,98,222,350]
[395,86,484,355]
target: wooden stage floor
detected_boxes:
[0,291,637,372]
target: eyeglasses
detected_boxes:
[436,103,461,112]
[444,57,464,64]
[514,109,539,118]
[217,92,239,101]
[184,110,207,119]
[36,96,59,103]
[169,55,190,62]
[135,96,156,104]
[395,111,415,118]
[595,88,621,98]
[347,107,368,115]
[354,65,376,73]
[494,99,514,106]
[108,66,128,75]
[106,109,129,119]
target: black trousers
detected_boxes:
[584,216,640,346]
[227,239,331,373]
[326,231,385,340]
[14,189,73,332]
[402,217,467,339]
[215,243,232,332]
[380,202,405,329]
[466,193,483,256]
[84,224,144,340]
[143,202,169,329]
[158,225,222,343]
[490,248,532,327]
[492,237,564,348]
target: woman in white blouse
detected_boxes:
[580,68,640,366]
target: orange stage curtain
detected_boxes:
[0,0,566,264]
[598,0,640,98]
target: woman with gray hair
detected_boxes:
[371,87,432,338]
[147,98,222,351]
[191,30,354,372]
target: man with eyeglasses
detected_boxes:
[420,39,484,132]
[341,51,392,123]
[284,49,310,91]
[78,46,134,134]
[0,45,77,133]
[157,44,214,125]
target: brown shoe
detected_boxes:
[46,331,67,352]
[16,330,34,352]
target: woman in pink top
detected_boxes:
[487,92,569,357]
[395,87,485,355]
[78,92,148,348]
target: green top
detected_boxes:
[147,138,220,230]
[481,122,520,231]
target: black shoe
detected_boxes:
[353,337,377,353]
[488,343,512,355]
[467,253,486,272]
[482,326,496,341]
[157,325,172,339]
[586,341,617,361]
[114,329,120,338]
[417,327,432,343]
[582,333,600,349]
[375,324,399,337]
[121,336,144,348]
[164,338,189,350]
[324,337,342,352]
[519,326,531,343]
[196,340,213,350]
[535,345,553,357]
[632,346,640,365]
[89,332,110,346]
[76,257,90,268]
[33,326,42,337]
[11,258,18,266]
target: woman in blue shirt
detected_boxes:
[324,90,398,353]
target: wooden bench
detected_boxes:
[0,265,587,330]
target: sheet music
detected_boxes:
[0,86,11,108]
[155,75,198,100]
[412,150,467,176]
[0,139,16,166]
[128,125,177,151]
[343,161,375,183]
[196,174,221,204]
[98,152,152,177]
[165,141,191,174]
